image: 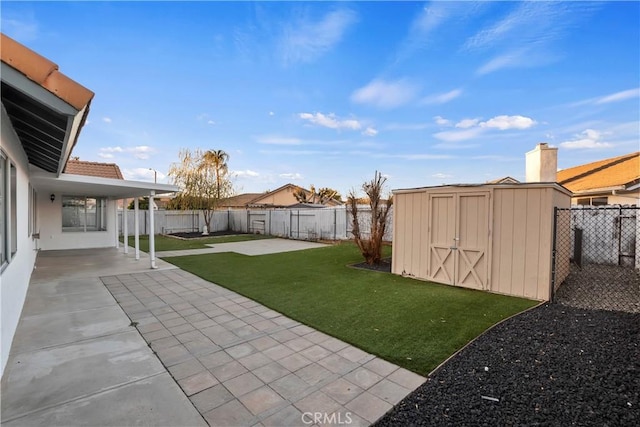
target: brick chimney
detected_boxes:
[526,143,557,182]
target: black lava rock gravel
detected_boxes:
[375,303,639,426]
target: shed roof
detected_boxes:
[393,182,572,196]
[64,159,124,180]
[557,152,639,193]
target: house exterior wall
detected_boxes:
[37,193,117,250]
[1,106,38,376]
[392,184,571,301]
[252,186,298,206]
[570,192,639,206]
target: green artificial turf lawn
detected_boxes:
[120,233,272,252]
[165,243,538,375]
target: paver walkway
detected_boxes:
[156,238,328,258]
[103,267,425,426]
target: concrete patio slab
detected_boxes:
[1,248,206,427]
[156,237,328,257]
[2,373,198,427]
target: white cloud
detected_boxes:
[432,173,453,179]
[396,2,481,63]
[421,88,463,105]
[279,172,304,181]
[455,118,480,129]
[480,115,536,130]
[476,50,527,75]
[434,127,485,142]
[102,117,112,123]
[122,168,166,182]
[257,136,302,145]
[130,146,155,160]
[433,116,452,126]
[595,88,640,104]
[386,122,431,131]
[298,112,361,131]
[98,145,155,160]
[362,127,378,137]
[559,129,613,150]
[466,2,598,75]
[1,14,38,41]
[207,120,216,125]
[269,111,275,116]
[351,78,419,109]
[233,170,260,178]
[434,115,536,141]
[280,9,357,65]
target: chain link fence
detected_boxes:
[552,206,640,313]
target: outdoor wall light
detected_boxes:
[50,194,55,203]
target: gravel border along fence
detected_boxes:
[555,264,640,314]
[375,303,639,426]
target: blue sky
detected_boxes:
[2,1,638,197]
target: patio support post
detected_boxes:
[149,191,157,269]
[134,197,140,260]
[114,200,119,249]
[123,198,129,254]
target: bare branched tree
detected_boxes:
[347,171,393,265]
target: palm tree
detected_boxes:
[202,149,229,199]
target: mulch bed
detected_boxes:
[167,231,246,239]
[351,257,392,273]
[375,303,639,426]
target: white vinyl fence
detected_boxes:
[118,207,393,242]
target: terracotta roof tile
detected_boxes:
[64,160,124,180]
[1,33,94,110]
[557,152,639,192]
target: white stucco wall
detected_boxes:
[608,194,640,206]
[1,106,38,377]
[37,194,117,251]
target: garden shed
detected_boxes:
[392,183,572,301]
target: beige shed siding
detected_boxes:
[491,188,551,300]
[391,191,429,277]
[393,184,571,301]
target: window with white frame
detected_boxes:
[10,163,16,256]
[1,151,17,268]
[1,151,6,267]
[62,196,107,232]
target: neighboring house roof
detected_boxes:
[64,159,124,180]
[218,193,262,208]
[487,176,520,184]
[1,33,94,175]
[557,152,640,194]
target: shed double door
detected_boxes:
[428,193,490,290]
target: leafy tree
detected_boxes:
[168,148,234,233]
[128,197,149,210]
[347,171,393,265]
